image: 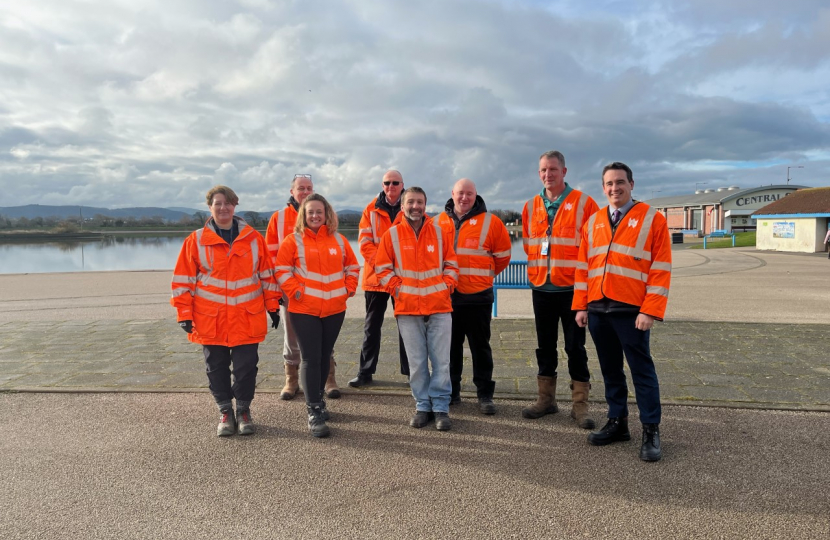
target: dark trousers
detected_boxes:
[291,311,346,405]
[531,289,590,381]
[450,303,495,398]
[358,291,409,376]
[203,343,259,406]
[588,312,661,424]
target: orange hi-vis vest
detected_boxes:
[572,203,672,319]
[274,225,360,318]
[437,211,512,294]
[265,204,299,265]
[374,216,459,316]
[171,218,280,347]
[358,197,403,292]
[522,190,598,287]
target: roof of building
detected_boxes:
[752,186,830,216]
[646,184,808,208]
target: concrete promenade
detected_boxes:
[2,246,829,539]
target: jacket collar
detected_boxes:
[443,195,486,226]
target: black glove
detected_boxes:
[269,310,280,329]
[179,320,193,334]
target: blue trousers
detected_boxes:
[588,312,661,424]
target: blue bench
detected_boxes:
[492,260,529,317]
[703,230,735,249]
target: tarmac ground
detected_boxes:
[1,246,829,539]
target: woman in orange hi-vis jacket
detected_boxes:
[171,185,281,438]
[274,194,360,438]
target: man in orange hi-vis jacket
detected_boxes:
[522,150,599,429]
[573,162,672,462]
[375,187,459,432]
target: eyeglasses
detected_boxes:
[294,174,312,179]
[383,181,401,186]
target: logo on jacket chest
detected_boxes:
[329,248,337,255]
[627,218,639,228]
[564,202,573,211]
[469,218,477,225]
[427,244,435,253]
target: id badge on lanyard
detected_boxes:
[540,239,549,256]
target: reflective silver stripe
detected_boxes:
[294,232,306,274]
[259,267,275,279]
[646,286,669,297]
[194,288,263,305]
[267,243,279,251]
[199,276,259,290]
[304,286,348,300]
[277,212,286,244]
[305,270,345,284]
[171,287,192,298]
[522,237,531,246]
[493,249,511,258]
[588,268,605,279]
[250,235,259,276]
[277,273,292,285]
[276,265,292,272]
[261,282,280,292]
[359,227,373,235]
[577,261,589,271]
[370,212,379,244]
[359,236,373,246]
[609,243,651,261]
[551,259,578,268]
[588,245,609,258]
[606,264,648,282]
[477,213,492,249]
[456,248,490,256]
[524,237,544,246]
[376,263,394,272]
[172,274,197,284]
[574,282,588,290]
[433,221,444,271]
[195,229,213,279]
[634,207,658,256]
[574,192,588,246]
[586,212,598,248]
[549,237,577,246]
[651,261,672,272]
[528,259,547,268]
[460,267,494,276]
[397,268,442,280]
[399,283,448,296]
[345,264,360,279]
[378,273,393,286]
[390,226,404,276]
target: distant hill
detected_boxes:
[0,204,364,222]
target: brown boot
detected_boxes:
[522,376,559,419]
[570,380,596,429]
[280,363,299,400]
[324,361,341,399]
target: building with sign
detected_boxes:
[752,187,830,253]
[646,185,807,235]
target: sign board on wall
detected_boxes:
[772,222,795,239]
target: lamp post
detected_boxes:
[787,166,803,185]
[695,182,708,192]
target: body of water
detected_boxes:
[0,230,529,274]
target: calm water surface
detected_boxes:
[0,230,528,274]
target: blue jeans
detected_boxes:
[397,313,452,414]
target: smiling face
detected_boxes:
[209,193,235,228]
[304,200,326,232]
[382,171,404,204]
[602,169,634,208]
[291,177,314,205]
[539,156,567,198]
[402,191,426,222]
[452,178,476,217]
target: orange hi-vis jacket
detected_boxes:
[171,218,280,347]
[572,203,672,319]
[522,190,599,287]
[265,203,299,265]
[437,209,512,294]
[358,196,403,292]
[374,216,459,316]
[274,225,360,318]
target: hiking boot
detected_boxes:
[307,403,330,438]
[280,363,299,400]
[521,376,558,419]
[435,412,452,431]
[217,408,236,437]
[409,410,434,428]
[588,417,631,446]
[478,397,497,415]
[324,361,341,399]
[236,409,255,436]
[640,423,662,462]
[570,380,596,429]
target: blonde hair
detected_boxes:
[295,193,338,234]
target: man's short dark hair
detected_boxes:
[539,150,565,168]
[402,186,427,205]
[602,162,633,183]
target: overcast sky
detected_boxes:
[1,0,828,213]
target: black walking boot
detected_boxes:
[587,417,631,446]
[640,423,662,462]
[307,403,330,438]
